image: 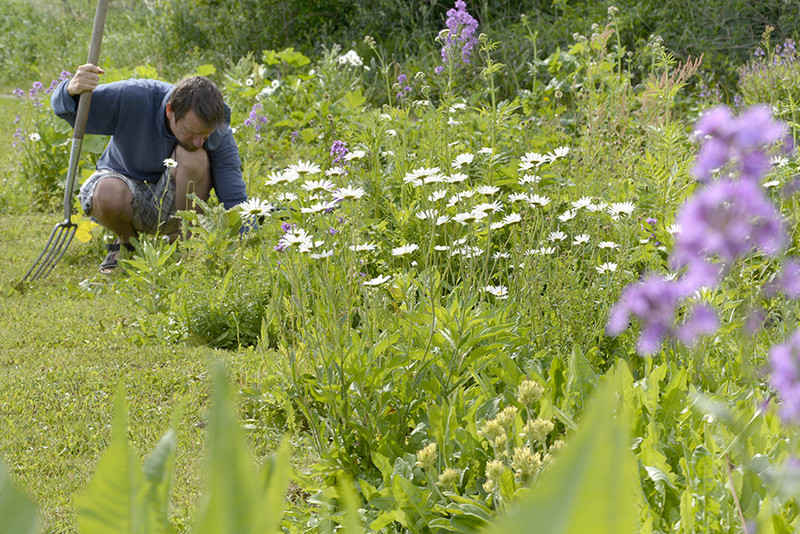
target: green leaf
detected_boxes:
[194,64,217,76]
[194,365,271,534]
[278,47,310,68]
[262,438,291,534]
[485,370,639,534]
[0,459,39,534]
[76,385,150,534]
[341,88,367,112]
[142,427,178,534]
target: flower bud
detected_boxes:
[415,442,437,469]
[517,379,544,405]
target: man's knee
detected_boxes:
[91,178,133,218]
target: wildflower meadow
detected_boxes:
[5,0,800,532]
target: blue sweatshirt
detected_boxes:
[51,77,248,209]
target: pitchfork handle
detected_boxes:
[72,0,109,141]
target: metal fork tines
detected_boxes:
[21,219,78,282]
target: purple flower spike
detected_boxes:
[770,330,800,423]
[606,275,686,355]
[676,304,719,347]
[671,179,786,276]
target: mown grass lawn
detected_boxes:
[0,212,308,533]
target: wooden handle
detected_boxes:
[72,0,110,140]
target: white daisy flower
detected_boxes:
[490,221,506,230]
[333,186,366,201]
[344,150,366,161]
[452,153,475,168]
[278,227,313,250]
[598,241,619,249]
[238,197,273,221]
[436,215,451,226]
[667,224,681,235]
[363,274,392,286]
[586,201,607,213]
[508,192,530,203]
[447,190,476,207]
[162,157,178,168]
[478,147,494,155]
[763,180,781,189]
[493,251,511,260]
[392,243,420,256]
[404,166,441,184]
[571,196,593,209]
[483,285,509,299]
[428,189,448,202]
[476,185,500,196]
[502,213,522,226]
[446,173,469,184]
[287,160,322,175]
[449,102,467,112]
[274,192,298,203]
[386,129,397,137]
[265,170,299,185]
[309,250,334,259]
[301,179,336,193]
[549,146,570,159]
[300,201,338,214]
[528,194,551,207]
[454,210,489,224]
[518,174,541,186]
[596,262,617,274]
[572,234,590,245]
[548,231,567,242]
[771,155,789,167]
[608,201,635,217]
[416,209,440,221]
[557,209,577,222]
[325,166,347,176]
[474,201,504,214]
[447,117,461,126]
[349,243,378,252]
[434,245,450,251]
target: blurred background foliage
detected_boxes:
[3,0,798,99]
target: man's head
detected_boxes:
[166,76,224,151]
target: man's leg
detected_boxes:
[90,177,136,244]
[173,145,211,211]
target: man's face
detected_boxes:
[166,104,214,152]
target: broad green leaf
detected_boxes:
[485,372,639,534]
[565,344,596,409]
[263,438,291,534]
[0,459,39,534]
[194,64,217,76]
[194,365,269,534]
[342,88,367,112]
[76,385,150,534]
[338,474,364,534]
[142,427,178,534]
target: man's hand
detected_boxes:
[66,64,105,96]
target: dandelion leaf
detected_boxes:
[486,373,639,534]
[195,365,279,534]
[0,459,39,534]
[75,385,150,534]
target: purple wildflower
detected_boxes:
[769,330,800,423]
[29,81,44,97]
[12,88,25,99]
[290,130,300,143]
[330,140,349,167]
[606,275,687,355]
[670,179,786,286]
[437,0,479,70]
[280,222,294,232]
[244,103,268,140]
[692,105,788,183]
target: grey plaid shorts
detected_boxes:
[78,168,180,235]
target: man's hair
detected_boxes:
[168,76,224,129]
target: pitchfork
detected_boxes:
[20,0,109,283]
